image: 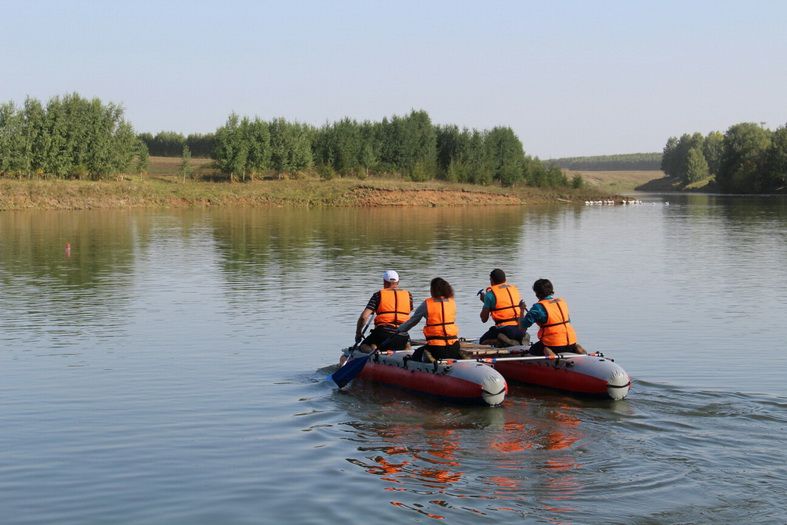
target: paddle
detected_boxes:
[332,330,398,389]
[326,315,373,381]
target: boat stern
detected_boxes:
[607,364,631,400]
[480,369,508,406]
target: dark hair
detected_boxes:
[489,268,506,285]
[430,277,454,299]
[532,278,554,300]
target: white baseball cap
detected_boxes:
[382,270,399,282]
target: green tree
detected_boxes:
[214,113,247,182]
[661,136,679,176]
[765,124,787,191]
[485,126,525,186]
[703,131,724,175]
[672,133,705,183]
[135,140,149,174]
[466,130,492,184]
[0,93,143,179]
[179,144,192,182]
[185,133,217,157]
[243,118,271,179]
[718,123,772,193]
[269,118,313,174]
[685,146,709,183]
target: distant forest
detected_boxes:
[138,131,216,158]
[661,123,787,193]
[548,153,662,171]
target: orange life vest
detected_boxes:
[536,297,577,347]
[489,283,522,327]
[375,288,411,327]
[423,297,459,346]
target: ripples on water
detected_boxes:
[1,197,786,524]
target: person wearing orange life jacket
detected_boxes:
[356,270,413,353]
[519,278,587,358]
[395,277,463,363]
[478,268,528,347]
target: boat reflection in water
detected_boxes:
[341,384,587,522]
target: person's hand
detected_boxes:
[519,299,527,311]
[477,289,485,302]
[355,334,363,344]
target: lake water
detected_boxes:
[1,195,786,524]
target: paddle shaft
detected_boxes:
[473,354,586,363]
[332,326,399,388]
[361,349,599,364]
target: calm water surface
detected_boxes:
[1,195,786,524]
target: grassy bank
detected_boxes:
[0,157,618,210]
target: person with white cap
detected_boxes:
[356,270,413,353]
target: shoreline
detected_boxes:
[0,157,619,211]
[0,176,616,211]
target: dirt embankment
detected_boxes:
[0,157,619,210]
[346,186,521,207]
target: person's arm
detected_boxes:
[479,291,495,323]
[519,303,546,331]
[397,301,427,333]
[356,292,379,341]
[356,308,374,341]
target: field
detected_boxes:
[144,155,217,179]
[564,170,666,193]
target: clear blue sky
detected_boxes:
[2,0,786,158]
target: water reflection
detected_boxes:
[207,206,534,330]
[338,386,586,522]
[0,210,143,348]
[208,206,529,277]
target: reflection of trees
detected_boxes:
[662,195,787,305]
[0,210,143,346]
[208,206,529,298]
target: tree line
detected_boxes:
[0,94,147,179]
[211,109,580,188]
[1,93,582,189]
[549,153,662,171]
[662,123,787,193]
[137,131,216,157]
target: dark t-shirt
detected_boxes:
[365,289,413,312]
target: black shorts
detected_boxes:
[362,326,410,350]
[529,341,578,355]
[480,325,526,343]
[412,341,462,362]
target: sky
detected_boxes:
[2,0,786,158]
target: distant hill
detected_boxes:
[548,153,662,171]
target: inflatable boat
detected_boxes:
[338,347,508,406]
[457,344,631,400]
